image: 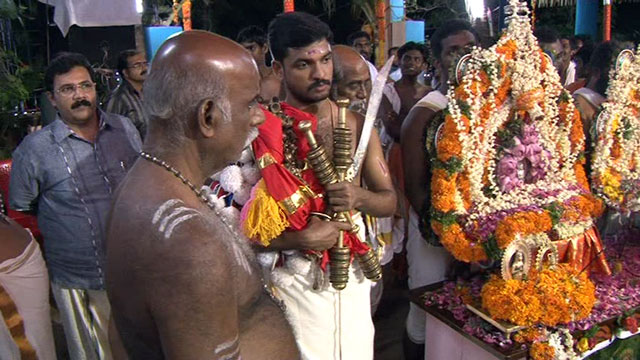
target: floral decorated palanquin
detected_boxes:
[591,46,640,214]
[429,0,610,341]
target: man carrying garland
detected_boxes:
[400,20,479,360]
[105,31,299,359]
[240,12,396,359]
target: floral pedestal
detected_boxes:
[411,244,640,359]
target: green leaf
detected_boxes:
[433,156,463,176]
[584,325,600,338]
[482,235,504,261]
[457,99,471,119]
[544,202,564,226]
[431,209,458,227]
[558,91,570,103]
[0,0,19,20]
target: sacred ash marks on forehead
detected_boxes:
[305,42,332,56]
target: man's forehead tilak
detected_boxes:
[305,43,332,56]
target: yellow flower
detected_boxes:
[577,337,589,353]
[601,170,624,203]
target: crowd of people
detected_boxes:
[0,8,633,360]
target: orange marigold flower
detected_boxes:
[481,264,595,327]
[530,342,555,360]
[496,40,517,60]
[431,169,457,213]
[574,164,590,191]
[570,111,585,153]
[440,223,487,262]
[479,103,493,128]
[454,86,468,102]
[611,141,622,158]
[477,71,490,94]
[494,211,552,249]
[539,50,551,74]
[437,118,463,162]
[496,77,512,105]
[458,171,472,210]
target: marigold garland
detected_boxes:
[494,211,552,248]
[529,342,555,360]
[430,0,600,263]
[481,264,596,327]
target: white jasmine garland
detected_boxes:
[592,45,640,211]
[442,0,589,231]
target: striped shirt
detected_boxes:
[106,79,148,139]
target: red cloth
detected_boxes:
[0,160,42,246]
[555,226,611,276]
[253,104,370,270]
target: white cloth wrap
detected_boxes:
[405,90,452,343]
[269,213,374,360]
[0,238,56,360]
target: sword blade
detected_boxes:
[351,55,395,177]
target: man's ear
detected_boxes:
[46,91,57,109]
[272,60,284,80]
[197,98,221,139]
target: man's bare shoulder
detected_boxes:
[109,194,239,276]
[108,171,221,255]
[347,109,365,133]
[404,105,438,127]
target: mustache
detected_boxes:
[308,80,331,91]
[71,100,92,109]
[141,70,148,76]
[349,100,366,110]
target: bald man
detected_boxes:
[106,31,299,359]
[331,45,372,114]
[330,45,394,314]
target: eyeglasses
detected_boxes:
[55,81,96,97]
[128,61,148,69]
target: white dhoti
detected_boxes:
[0,238,56,360]
[405,208,452,344]
[272,214,374,360]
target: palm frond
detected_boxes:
[350,0,377,26]
[303,0,336,16]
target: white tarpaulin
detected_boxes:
[39,0,141,36]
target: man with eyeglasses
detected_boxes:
[9,52,141,360]
[106,49,149,139]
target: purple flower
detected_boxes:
[506,137,526,157]
[521,124,539,145]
